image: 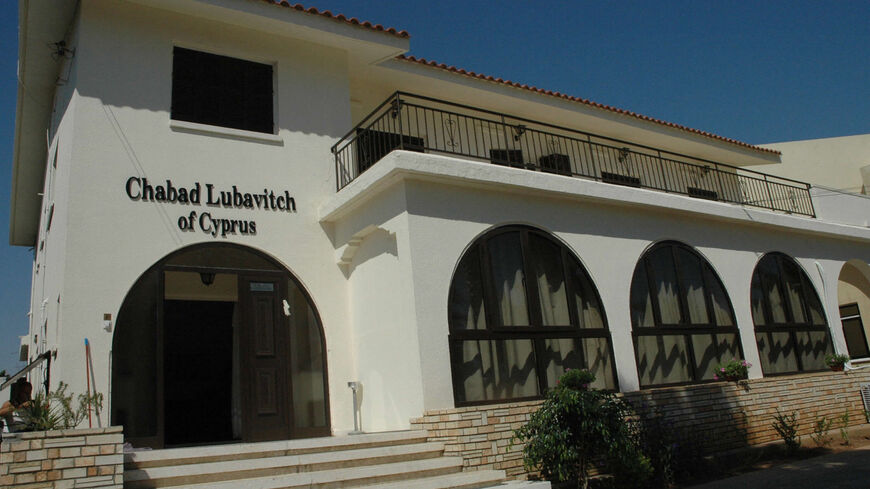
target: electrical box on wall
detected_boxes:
[103,313,113,332]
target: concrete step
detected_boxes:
[125,441,446,488]
[359,469,509,489]
[125,430,430,469]
[140,456,466,489]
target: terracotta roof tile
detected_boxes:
[397,55,779,155]
[261,1,410,38]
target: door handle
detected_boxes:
[282,299,291,317]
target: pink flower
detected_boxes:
[720,367,726,372]
[713,375,719,380]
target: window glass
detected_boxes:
[448,246,487,330]
[172,47,273,134]
[636,335,691,386]
[488,232,530,326]
[648,247,682,324]
[705,267,734,326]
[571,261,605,329]
[448,227,615,404]
[529,235,571,326]
[781,260,807,323]
[690,334,718,380]
[675,247,709,324]
[757,257,788,323]
[751,253,831,375]
[630,264,655,328]
[452,339,539,403]
[631,242,741,387]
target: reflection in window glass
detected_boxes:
[636,335,691,386]
[452,340,539,403]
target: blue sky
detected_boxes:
[1,1,869,374]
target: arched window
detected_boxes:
[630,241,742,387]
[752,252,832,374]
[448,226,616,405]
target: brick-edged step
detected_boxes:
[126,430,429,469]
[125,442,445,488]
[142,456,466,489]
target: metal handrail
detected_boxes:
[332,92,815,217]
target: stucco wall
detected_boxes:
[34,0,360,433]
[758,134,870,194]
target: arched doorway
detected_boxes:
[838,260,870,360]
[111,244,330,448]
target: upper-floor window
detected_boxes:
[630,241,742,387]
[171,47,273,134]
[752,252,832,374]
[448,226,617,405]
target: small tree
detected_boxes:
[514,370,651,489]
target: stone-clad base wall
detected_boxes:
[410,370,870,478]
[0,426,124,488]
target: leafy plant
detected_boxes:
[21,382,103,431]
[0,369,7,377]
[514,369,651,489]
[771,410,801,454]
[839,409,850,445]
[712,359,750,381]
[810,416,832,447]
[825,353,849,370]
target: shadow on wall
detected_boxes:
[624,382,750,458]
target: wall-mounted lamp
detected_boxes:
[200,272,215,286]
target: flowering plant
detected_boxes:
[825,353,849,371]
[712,359,750,381]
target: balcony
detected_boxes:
[332,93,815,218]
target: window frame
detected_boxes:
[751,252,832,375]
[448,226,618,406]
[840,303,870,360]
[630,241,744,388]
[170,46,275,135]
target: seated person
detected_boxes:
[1,378,33,433]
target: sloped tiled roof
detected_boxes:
[397,55,779,155]
[262,1,410,38]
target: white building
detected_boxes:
[9,0,870,456]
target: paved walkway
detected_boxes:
[688,445,870,489]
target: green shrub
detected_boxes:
[21,382,103,431]
[810,416,832,447]
[772,410,801,454]
[514,370,651,489]
[839,409,850,445]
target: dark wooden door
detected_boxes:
[240,275,291,442]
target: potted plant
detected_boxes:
[0,370,7,386]
[825,353,849,372]
[713,359,750,381]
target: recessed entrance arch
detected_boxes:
[111,243,330,448]
[838,260,870,360]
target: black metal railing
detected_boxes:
[332,92,815,217]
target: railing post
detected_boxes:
[657,151,666,192]
[763,174,774,211]
[806,184,817,218]
[714,165,725,203]
[393,93,404,150]
[588,135,599,180]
